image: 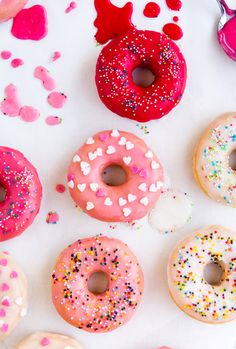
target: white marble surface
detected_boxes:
[1,0,236,348]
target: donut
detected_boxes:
[95,29,187,122]
[51,235,144,333]
[0,0,27,22]
[14,332,83,349]
[167,225,236,324]
[0,251,27,339]
[0,147,42,242]
[193,112,236,207]
[67,130,164,222]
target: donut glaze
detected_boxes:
[14,332,83,349]
[52,236,144,333]
[0,147,42,242]
[0,251,27,339]
[67,130,164,222]
[95,29,187,122]
[167,226,236,324]
[193,113,236,207]
[0,0,27,22]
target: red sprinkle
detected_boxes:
[56,184,66,193]
[11,58,24,68]
[163,22,183,40]
[166,0,182,11]
[143,2,160,18]
[1,51,12,60]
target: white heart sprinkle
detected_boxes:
[90,183,99,192]
[126,141,134,150]
[119,137,126,146]
[111,129,120,137]
[128,194,137,202]
[86,202,94,211]
[20,308,27,317]
[149,184,158,192]
[145,150,153,159]
[67,180,74,189]
[88,151,97,161]
[104,197,113,206]
[123,156,131,165]
[138,183,147,192]
[86,137,95,145]
[140,197,149,206]
[15,297,23,306]
[77,183,86,192]
[156,181,164,189]
[80,161,90,176]
[73,154,81,163]
[151,161,159,170]
[123,207,132,217]
[96,147,103,156]
[119,197,127,206]
[106,146,116,155]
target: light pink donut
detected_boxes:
[67,130,164,222]
[51,236,144,333]
[0,0,27,22]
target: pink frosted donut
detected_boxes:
[51,236,144,333]
[0,0,27,22]
[0,147,42,242]
[67,130,164,222]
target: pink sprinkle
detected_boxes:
[1,323,8,332]
[1,283,10,292]
[99,133,109,142]
[131,166,139,174]
[56,184,66,193]
[0,259,7,266]
[48,92,67,108]
[45,116,62,126]
[96,188,106,197]
[65,1,77,13]
[19,106,40,122]
[1,51,12,60]
[0,84,21,117]
[41,337,50,346]
[139,169,148,178]
[0,309,6,317]
[11,58,24,68]
[52,51,61,62]
[10,271,18,278]
[34,66,56,91]
[2,298,10,307]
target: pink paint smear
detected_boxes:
[66,1,77,13]
[47,92,67,108]
[34,66,56,91]
[45,116,62,126]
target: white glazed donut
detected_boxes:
[14,332,83,349]
[193,112,236,207]
[168,225,236,324]
[0,251,27,339]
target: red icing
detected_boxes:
[56,184,66,193]
[218,16,236,61]
[143,2,160,18]
[1,51,12,60]
[173,16,179,22]
[163,23,183,40]
[96,29,187,122]
[11,5,48,41]
[166,0,182,11]
[94,0,133,44]
[11,58,24,68]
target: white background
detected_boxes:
[1,0,236,348]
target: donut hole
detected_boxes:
[132,65,156,88]
[229,149,236,171]
[88,271,109,295]
[203,262,225,286]
[101,164,127,186]
[0,185,6,203]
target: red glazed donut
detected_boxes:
[67,130,164,222]
[0,147,42,242]
[0,0,27,22]
[51,236,144,333]
[95,29,187,122]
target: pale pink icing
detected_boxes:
[45,116,62,126]
[0,147,42,241]
[34,66,56,91]
[68,130,164,222]
[1,51,12,60]
[47,92,67,109]
[0,0,27,22]
[65,1,77,13]
[19,106,40,122]
[11,5,48,41]
[52,236,144,333]
[218,16,236,61]
[0,84,21,117]
[11,58,24,68]
[0,251,27,340]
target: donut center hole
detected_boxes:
[132,66,155,88]
[0,185,6,203]
[101,165,127,186]
[203,262,225,286]
[88,271,109,295]
[229,149,236,171]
